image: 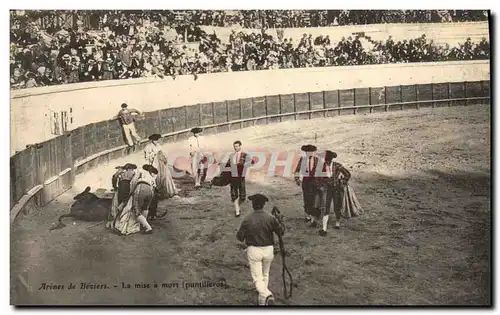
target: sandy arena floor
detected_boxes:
[11,104,491,305]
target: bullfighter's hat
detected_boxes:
[248,193,269,210]
[123,163,137,170]
[121,103,128,108]
[142,164,158,175]
[301,144,317,152]
[324,150,338,163]
[148,134,161,141]
[191,127,203,134]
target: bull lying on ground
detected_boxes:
[50,186,112,231]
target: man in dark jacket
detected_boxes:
[294,144,322,226]
[226,140,254,217]
[322,150,351,234]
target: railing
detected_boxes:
[9,80,490,224]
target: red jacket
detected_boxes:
[294,155,351,187]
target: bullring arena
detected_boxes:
[11,103,491,305]
[10,14,491,306]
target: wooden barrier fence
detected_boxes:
[10,80,490,223]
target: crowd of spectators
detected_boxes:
[10,10,490,89]
[232,10,488,28]
[109,10,487,28]
[12,10,489,35]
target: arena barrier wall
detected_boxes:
[10,60,490,154]
[9,72,490,225]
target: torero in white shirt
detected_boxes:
[188,134,204,156]
[188,128,208,188]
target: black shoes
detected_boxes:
[319,230,327,236]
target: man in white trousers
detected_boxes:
[116,103,142,148]
[188,127,208,188]
[236,194,285,306]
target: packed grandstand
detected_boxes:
[10,10,490,90]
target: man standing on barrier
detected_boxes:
[116,102,142,150]
[188,127,208,189]
[236,194,285,306]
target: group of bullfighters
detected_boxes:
[186,127,358,236]
[109,125,361,306]
[114,102,360,235]
[293,145,353,236]
[110,126,357,236]
[111,103,363,305]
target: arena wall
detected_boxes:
[10,62,490,223]
[10,60,490,155]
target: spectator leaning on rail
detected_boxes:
[236,193,285,306]
[116,102,142,149]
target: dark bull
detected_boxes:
[50,186,112,231]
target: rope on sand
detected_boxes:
[85,221,105,229]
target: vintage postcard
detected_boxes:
[9,9,491,306]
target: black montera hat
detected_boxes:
[301,144,317,152]
[121,103,128,108]
[324,150,337,162]
[248,193,269,210]
[123,163,137,170]
[148,134,161,141]
[191,127,203,134]
[142,164,158,175]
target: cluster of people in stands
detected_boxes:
[239,10,488,28]
[10,10,490,89]
[11,10,489,30]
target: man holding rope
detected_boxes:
[236,193,285,306]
